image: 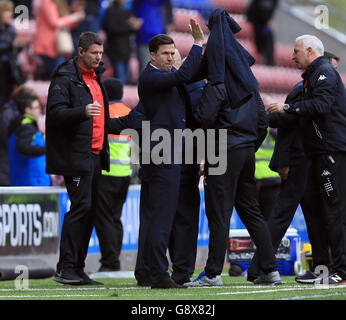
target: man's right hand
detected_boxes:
[189,18,204,46]
[85,103,101,117]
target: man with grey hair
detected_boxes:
[267,35,346,285]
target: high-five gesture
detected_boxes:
[189,18,204,46]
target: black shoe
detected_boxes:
[77,270,104,286]
[53,269,84,285]
[172,278,191,285]
[247,273,259,283]
[98,266,120,272]
[295,271,317,284]
[151,279,187,289]
[137,279,151,287]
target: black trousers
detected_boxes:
[135,164,182,283]
[304,153,346,278]
[168,163,201,284]
[248,156,331,279]
[94,175,130,270]
[204,147,277,278]
[57,154,101,272]
[257,183,281,220]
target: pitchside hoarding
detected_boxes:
[1,186,309,256]
[0,187,62,255]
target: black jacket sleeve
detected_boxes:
[289,67,337,116]
[193,82,228,129]
[46,76,89,127]
[255,90,268,151]
[15,124,46,157]
[109,102,146,134]
[269,126,297,170]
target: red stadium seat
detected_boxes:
[168,32,197,58]
[173,8,209,34]
[211,0,248,14]
[275,44,296,69]
[23,80,50,111]
[252,65,302,94]
[129,56,140,84]
[235,20,254,40]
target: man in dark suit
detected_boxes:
[134,19,204,289]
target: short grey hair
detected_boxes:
[295,35,324,56]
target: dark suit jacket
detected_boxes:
[269,82,305,170]
[138,44,202,161]
[138,45,202,131]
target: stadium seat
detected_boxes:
[129,56,140,84]
[211,0,248,14]
[23,80,50,111]
[168,32,197,58]
[275,44,296,69]
[234,19,254,40]
[252,65,302,94]
[173,8,209,34]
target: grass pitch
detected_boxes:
[0,273,345,301]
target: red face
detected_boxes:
[78,44,103,70]
[292,40,310,70]
[150,44,175,72]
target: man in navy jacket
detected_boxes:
[135,19,204,289]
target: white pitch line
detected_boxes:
[281,292,346,300]
[0,294,106,299]
[0,285,309,292]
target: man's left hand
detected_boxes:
[267,102,285,114]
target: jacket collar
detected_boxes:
[302,56,326,80]
[54,57,106,82]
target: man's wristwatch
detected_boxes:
[283,104,290,112]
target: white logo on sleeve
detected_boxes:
[318,74,327,81]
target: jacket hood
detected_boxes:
[8,114,37,136]
[207,8,241,34]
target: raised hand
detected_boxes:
[189,18,204,46]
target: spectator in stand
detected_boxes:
[246,0,278,66]
[132,0,169,72]
[102,0,143,84]
[71,0,101,55]
[0,86,37,185]
[94,78,132,273]
[33,0,85,79]
[0,0,24,107]
[7,87,51,186]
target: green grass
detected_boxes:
[0,273,345,301]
